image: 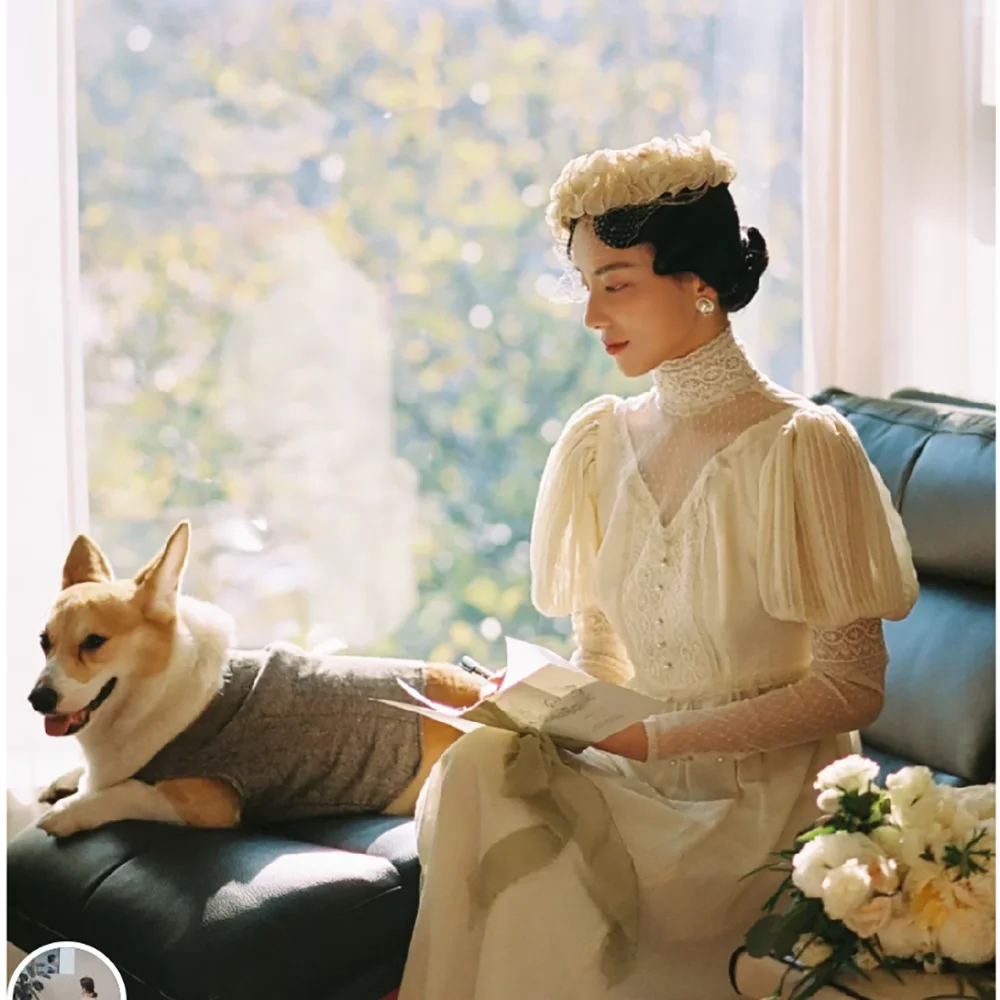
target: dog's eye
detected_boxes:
[39,632,51,655]
[79,634,108,653]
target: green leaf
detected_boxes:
[772,918,807,961]
[797,825,836,844]
[760,875,794,913]
[745,914,785,958]
[740,861,792,884]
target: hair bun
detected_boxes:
[717,226,769,313]
[742,226,769,278]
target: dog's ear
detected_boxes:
[62,535,114,589]
[134,521,190,619]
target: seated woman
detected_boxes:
[398,133,918,1000]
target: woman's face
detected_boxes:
[570,221,725,377]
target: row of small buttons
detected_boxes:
[656,556,669,651]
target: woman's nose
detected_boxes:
[584,295,608,332]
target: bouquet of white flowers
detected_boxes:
[744,755,996,1000]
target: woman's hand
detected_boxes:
[479,668,506,697]
[592,722,650,761]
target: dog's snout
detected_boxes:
[28,685,59,715]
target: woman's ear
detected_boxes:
[691,276,717,300]
[690,277,722,312]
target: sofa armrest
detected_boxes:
[8,819,418,1000]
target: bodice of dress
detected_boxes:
[590,327,800,703]
[529,325,919,759]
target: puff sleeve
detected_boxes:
[530,395,635,685]
[757,406,918,628]
[530,395,617,617]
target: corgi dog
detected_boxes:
[31,521,486,838]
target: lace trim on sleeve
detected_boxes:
[642,619,888,760]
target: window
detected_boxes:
[76,0,803,666]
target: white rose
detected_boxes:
[868,856,901,895]
[822,860,873,920]
[906,874,951,931]
[792,831,886,899]
[905,871,994,955]
[943,815,995,870]
[877,913,933,959]
[975,815,995,849]
[815,755,881,795]
[947,802,995,847]
[933,787,995,848]
[898,830,939,870]
[886,766,939,827]
[953,784,996,822]
[870,825,904,859]
[936,907,995,965]
[965,870,995,909]
[794,935,833,968]
[924,824,969,867]
[843,894,895,938]
[816,788,842,814]
[886,765,935,798]
[948,876,996,924]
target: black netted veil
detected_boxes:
[554,182,768,313]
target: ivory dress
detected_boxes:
[398,327,918,1000]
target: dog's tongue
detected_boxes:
[44,712,81,737]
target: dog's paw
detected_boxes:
[36,794,101,838]
[38,766,85,805]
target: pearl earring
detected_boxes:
[696,297,716,315]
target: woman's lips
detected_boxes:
[604,341,629,356]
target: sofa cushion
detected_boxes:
[891,386,996,412]
[867,579,995,783]
[814,388,995,784]
[273,814,419,881]
[815,388,996,587]
[7,817,418,1000]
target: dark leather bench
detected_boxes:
[8,388,995,1000]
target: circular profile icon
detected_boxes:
[9,942,125,1000]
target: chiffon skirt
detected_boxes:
[398,726,854,1000]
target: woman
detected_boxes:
[398,133,918,1000]
[79,977,98,999]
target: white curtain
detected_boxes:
[7,0,88,800]
[803,0,996,402]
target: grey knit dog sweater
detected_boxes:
[134,643,426,824]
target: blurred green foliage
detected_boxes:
[77,0,802,665]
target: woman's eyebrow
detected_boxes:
[593,262,637,277]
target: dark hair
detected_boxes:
[567,183,769,313]
[80,977,98,997]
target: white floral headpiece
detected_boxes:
[545,131,737,245]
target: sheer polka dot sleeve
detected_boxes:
[643,620,888,760]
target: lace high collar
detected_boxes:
[651,324,764,416]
